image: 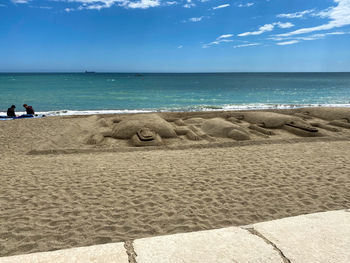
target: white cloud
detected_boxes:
[65,0,115,11]
[202,33,234,48]
[183,3,195,8]
[165,1,177,5]
[183,15,210,23]
[277,9,314,19]
[213,3,229,10]
[277,22,294,29]
[64,0,160,10]
[177,45,183,48]
[276,40,299,45]
[182,0,195,8]
[84,4,106,9]
[238,22,294,36]
[188,16,204,22]
[217,34,234,39]
[297,31,346,41]
[238,24,274,36]
[271,31,348,42]
[277,0,350,37]
[72,0,115,10]
[127,0,160,9]
[11,0,30,3]
[234,43,260,48]
[238,3,254,7]
[29,5,53,9]
[202,39,233,48]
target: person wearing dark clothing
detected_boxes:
[23,104,35,115]
[7,105,16,117]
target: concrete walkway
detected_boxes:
[1,209,349,263]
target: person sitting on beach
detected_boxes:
[7,105,16,117]
[23,104,35,115]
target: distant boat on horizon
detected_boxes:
[84,70,96,74]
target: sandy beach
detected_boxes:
[1,108,350,257]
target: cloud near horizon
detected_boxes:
[238,22,294,36]
[234,43,260,48]
[271,31,348,41]
[202,33,234,48]
[276,40,299,46]
[270,31,350,47]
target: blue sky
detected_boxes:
[1,0,350,72]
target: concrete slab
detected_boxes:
[133,226,284,263]
[253,210,350,263]
[0,242,128,263]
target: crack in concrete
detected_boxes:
[124,240,137,263]
[245,227,292,263]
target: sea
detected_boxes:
[1,72,350,116]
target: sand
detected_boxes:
[1,108,350,256]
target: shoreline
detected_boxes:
[2,104,350,117]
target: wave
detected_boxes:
[1,103,350,117]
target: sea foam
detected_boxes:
[2,104,350,117]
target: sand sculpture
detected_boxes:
[113,114,208,145]
[201,118,250,140]
[298,108,350,130]
[110,114,176,146]
[85,114,255,147]
[82,108,350,148]
[130,128,163,146]
[112,114,177,139]
[240,112,321,137]
[176,117,251,141]
[300,107,350,121]
[85,114,209,147]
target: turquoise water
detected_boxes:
[1,73,350,115]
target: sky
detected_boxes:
[1,0,350,72]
